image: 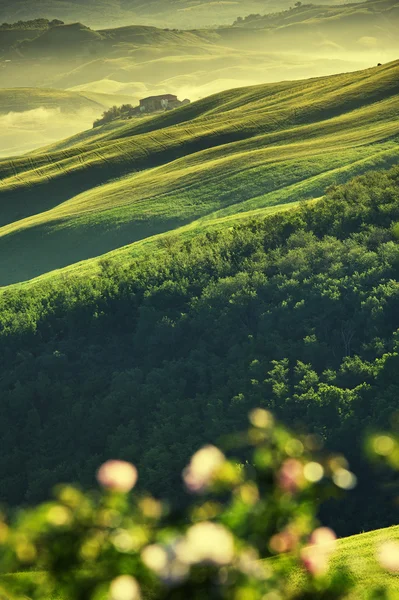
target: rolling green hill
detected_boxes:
[226,0,399,55]
[0,59,398,286]
[0,19,358,95]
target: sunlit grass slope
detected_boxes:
[0,526,398,599]
[286,525,399,598]
[0,60,399,286]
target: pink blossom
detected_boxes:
[277,459,304,493]
[97,460,138,493]
[310,527,337,549]
[300,546,330,576]
[269,529,298,554]
[300,527,337,577]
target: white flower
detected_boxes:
[183,446,225,493]
[176,522,234,566]
[377,541,399,573]
[109,576,141,600]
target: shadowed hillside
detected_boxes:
[0,60,398,286]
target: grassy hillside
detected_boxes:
[0,60,398,286]
[287,526,399,598]
[0,3,395,160]
[0,1,396,157]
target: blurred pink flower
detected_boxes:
[97,460,138,493]
[300,546,329,576]
[277,459,304,493]
[310,527,337,549]
[377,541,399,573]
[269,529,298,554]
[300,527,337,577]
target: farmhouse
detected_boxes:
[139,94,189,112]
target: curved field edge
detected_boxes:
[0,199,306,292]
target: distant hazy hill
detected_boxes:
[231,0,399,51]
[0,87,134,156]
[0,0,364,28]
[0,0,291,28]
[1,0,398,126]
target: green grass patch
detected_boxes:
[285,525,399,598]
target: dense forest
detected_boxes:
[1,166,399,537]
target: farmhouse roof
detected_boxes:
[140,94,178,102]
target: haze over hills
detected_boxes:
[1,1,398,156]
[0,59,398,287]
[0,0,364,29]
[232,0,399,51]
[0,87,134,156]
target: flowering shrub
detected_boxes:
[0,411,396,600]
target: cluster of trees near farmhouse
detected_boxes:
[0,166,399,537]
[93,104,137,127]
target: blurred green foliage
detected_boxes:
[0,412,360,600]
